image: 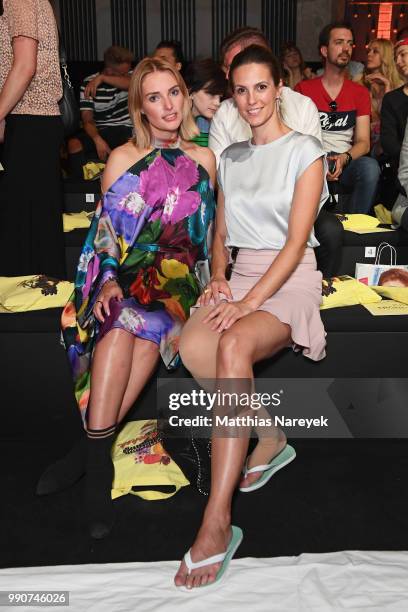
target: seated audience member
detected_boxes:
[380,39,408,206]
[209,26,343,279]
[0,0,65,278]
[355,39,403,157]
[296,22,380,215]
[280,42,315,90]
[381,39,408,173]
[36,57,215,539]
[184,58,227,147]
[153,40,184,72]
[67,46,134,178]
[176,44,326,590]
[391,118,408,231]
[210,27,322,164]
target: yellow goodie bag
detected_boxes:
[111,419,190,501]
[371,285,408,305]
[321,275,382,310]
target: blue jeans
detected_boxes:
[338,156,380,214]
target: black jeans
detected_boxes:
[314,209,343,278]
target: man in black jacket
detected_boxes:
[380,38,408,205]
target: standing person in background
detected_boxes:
[355,39,403,157]
[0,0,65,278]
[67,46,134,178]
[209,25,343,280]
[153,40,184,72]
[296,22,380,214]
[184,58,227,147]
[280,42,315,90]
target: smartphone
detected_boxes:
[327,153,337,174]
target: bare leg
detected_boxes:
[87,329,160,430]
[180,308,288,487]
[36,328,160,507]
[84,329,160,538]
[175,311,291,588]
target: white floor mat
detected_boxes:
[1,551,408,611]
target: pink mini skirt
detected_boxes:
[228,247,326,361]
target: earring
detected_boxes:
[275,97,281,113]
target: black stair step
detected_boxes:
[63,178,101,213]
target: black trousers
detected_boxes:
[314,209,343,278]
[0,115,66,278]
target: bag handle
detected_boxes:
[58,29,67,64]
[375,242,396,266]
[58,31,74,89]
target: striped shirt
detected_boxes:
[191,116,210,147]
[79,73,132,128]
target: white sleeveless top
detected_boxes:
[217,131,328,250]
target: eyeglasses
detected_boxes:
[329,100,337,122]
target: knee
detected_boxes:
[67,137,83,154]
[217,331,250,372]
[354,157,380,183]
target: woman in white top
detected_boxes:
[175,45,327,590]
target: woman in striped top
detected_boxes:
[184,59,227,147]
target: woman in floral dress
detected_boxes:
[37,57,216,539]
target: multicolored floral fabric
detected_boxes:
[61,148,215,422]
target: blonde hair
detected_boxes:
[128,57,198,149]
[364,38,404,90]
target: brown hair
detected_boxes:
[280,42,306,72]
[318,22,354,55]
[379,268,408,287]
[184,58,227,96]
[103,45,134,68]
[229,44,281,89]
[220,26,269,66]
[128,57,198,149]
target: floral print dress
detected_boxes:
[61,147,215,423]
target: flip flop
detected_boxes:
[179,525,243,590]
[239,444,296,493]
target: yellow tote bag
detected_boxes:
[0,275,74,313]
[321,275,382,310]
[337,213,380,231]
[111,420,190,501]
[371,286,408,305]
[63,211,93,232]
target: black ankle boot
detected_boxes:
[36,435,87,496]
[84,426,116,540]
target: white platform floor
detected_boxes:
[1,550,408,611]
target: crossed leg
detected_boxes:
[174,306,292,588]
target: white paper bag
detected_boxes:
[355,242,408,285]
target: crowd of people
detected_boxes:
[2,0,408,591]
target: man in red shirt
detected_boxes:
[296,22,380,214]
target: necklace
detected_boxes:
[151,135,181,149]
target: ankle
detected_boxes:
[202,507,231,529]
